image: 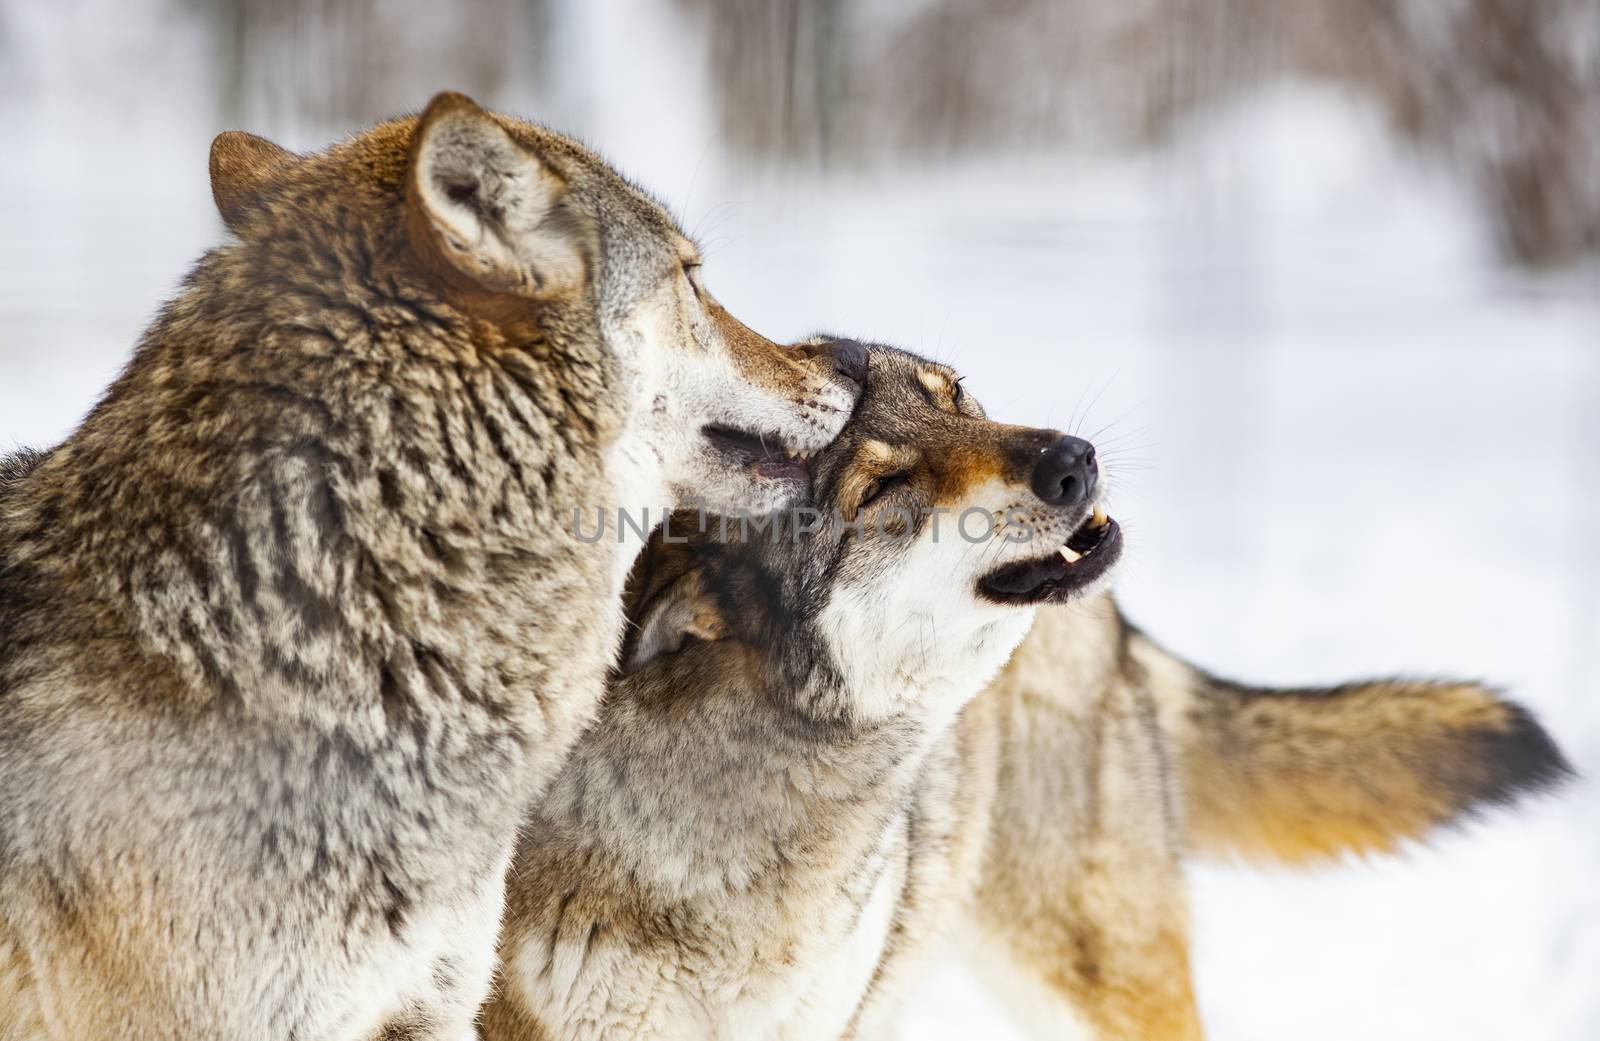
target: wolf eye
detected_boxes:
[681,260,704,295]
[951,378,966,408]
[860,471,911,508]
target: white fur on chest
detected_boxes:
[729,821,910,1041]
[517,824,912,1041]
[329,851,509,1041]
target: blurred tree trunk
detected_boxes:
[199,0,552,139]
[688,0,1290,157]
[683,0,851,166]
[1359,0,1598,267]
[687,0,1597,267]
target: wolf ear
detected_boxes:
[623,569,729,675]
[407,91,586,297]
[210,131,300,232]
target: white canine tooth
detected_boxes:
[1060,546,1082,564]
[1091,505,1108,527]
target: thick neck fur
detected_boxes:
[502,574,1030,1040]
[534,641,930,904]
[692,538,1037,729]
[0,192,621,756]
[810,591,1036,727]
[534,589,1028,903]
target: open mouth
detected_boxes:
[978,505,1123,606]
[701,424,815,484]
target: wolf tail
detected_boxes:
[1151,644,1576,863]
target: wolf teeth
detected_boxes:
[1060,546,1082,564]
[1090,505,1109,527]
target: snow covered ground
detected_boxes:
[1,4,1596,1038]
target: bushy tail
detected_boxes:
[1159,661,1576,863]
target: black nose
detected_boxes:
[828,339,869,387]
[1031,435,1098,507]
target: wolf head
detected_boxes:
[207,91,863,517]
[624,340,1124,723]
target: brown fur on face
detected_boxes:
[707,303,845,415]
[810,352,1055,521]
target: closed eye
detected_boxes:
[682,259,704,296]
[860,470,912,509]
[918,368,966,413]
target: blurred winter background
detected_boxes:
[1,0,1597,1037]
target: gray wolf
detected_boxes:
[0,92,861,1040]
[483,340,1123,1040]
[484,343,1569,1040]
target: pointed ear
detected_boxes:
[623,569,728,675]
[210,131,300,232]
[407,91,586,297]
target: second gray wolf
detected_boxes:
[484,342,1569,1040]
[483,340,1128,1039]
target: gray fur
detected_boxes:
[0,94,856,1041]
[485,342,1093,1040]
